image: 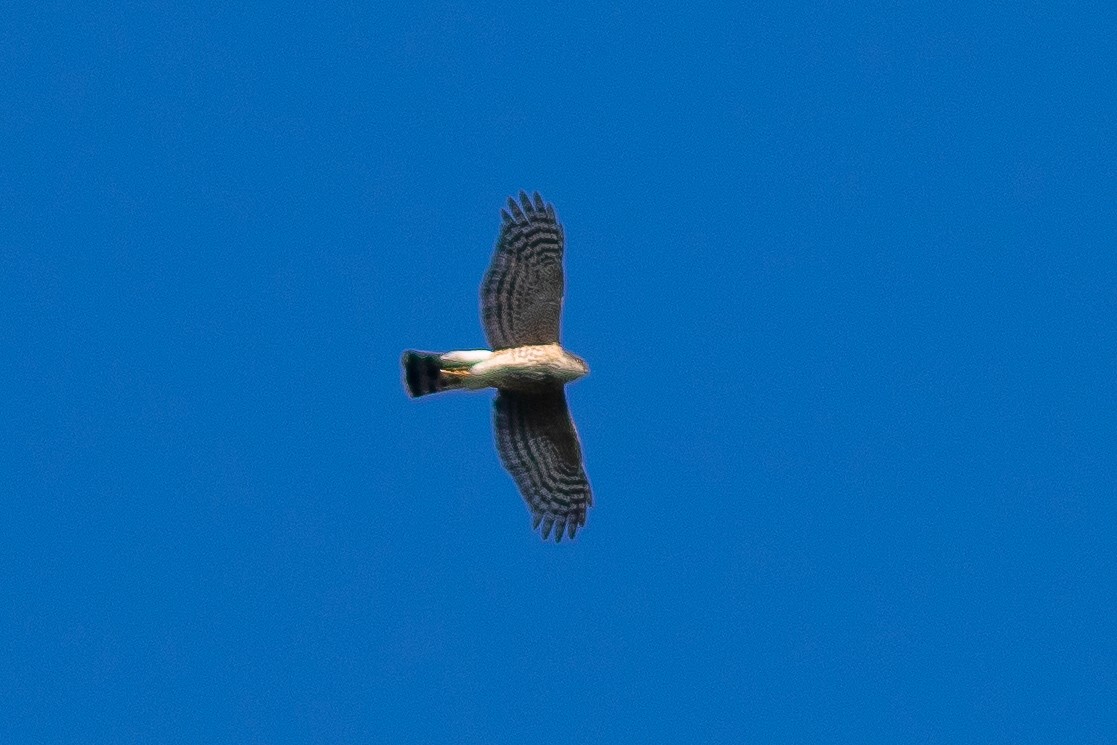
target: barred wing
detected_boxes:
[493,388,592,542]
[481,191,565,349]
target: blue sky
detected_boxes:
[3,1,1115,742]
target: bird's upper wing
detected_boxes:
[493,387,592,542]
[480,192,565,350]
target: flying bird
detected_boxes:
[402,192,592,542]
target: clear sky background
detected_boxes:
[3,1,1115,742]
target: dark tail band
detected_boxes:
[402,350,464,397]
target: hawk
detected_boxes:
[402,192,592,542]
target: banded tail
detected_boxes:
[402,349,494,397]
[402,350,462,397]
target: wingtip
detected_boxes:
[531,511,582,543]
[509,190,550,215]
[503,191,556,223]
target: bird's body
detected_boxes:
[472,344,588,390]
[402,192,593,542]
[404,344,587,395]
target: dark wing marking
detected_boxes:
[493,387,592,542]
[480,191,565,349]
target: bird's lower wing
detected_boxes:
[492,387,592,541]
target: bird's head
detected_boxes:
[563,352,590,381]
